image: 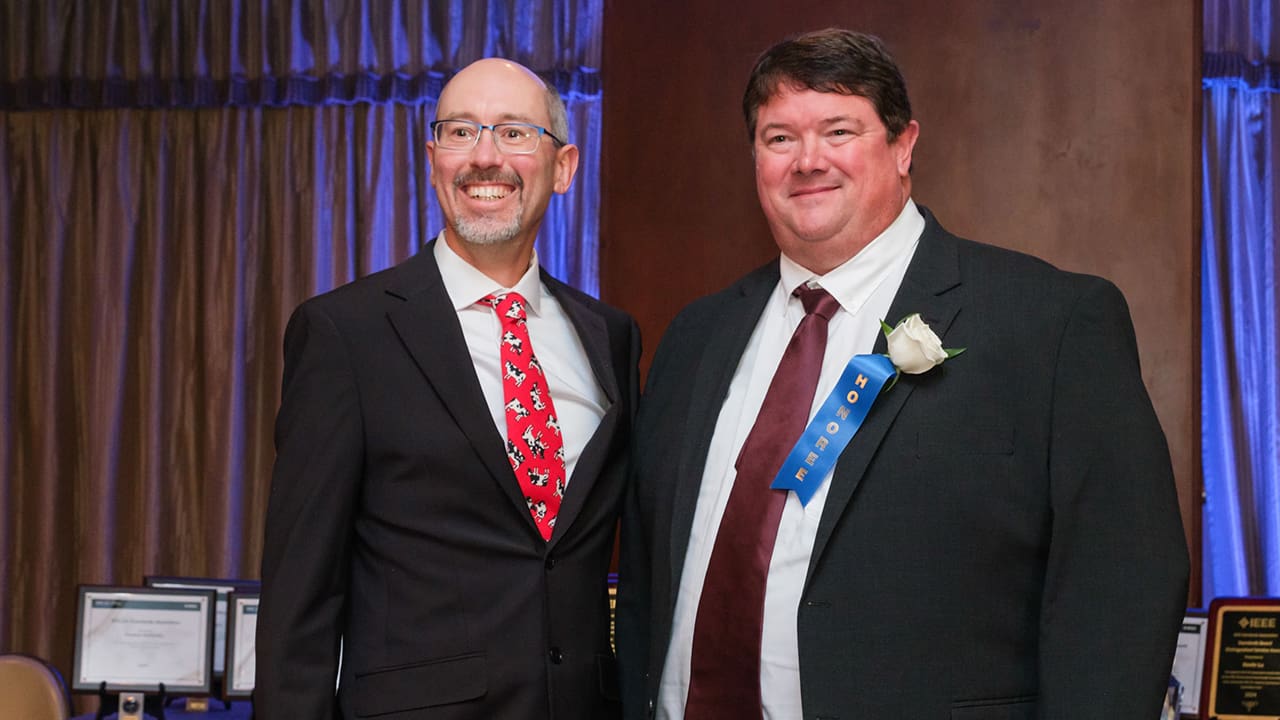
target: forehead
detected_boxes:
[436,61,550,125]
[756,87,882,130]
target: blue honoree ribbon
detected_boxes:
[770,353,897,506]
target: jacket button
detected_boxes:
[549,647,563,664]
[545,557,557,570]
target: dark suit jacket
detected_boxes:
[617,210,1189,719]
[257,240,639,720]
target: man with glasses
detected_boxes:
[257,58,637,720]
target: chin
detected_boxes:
[454,216,524,246]
[788,227,843,247]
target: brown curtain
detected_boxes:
[0,0,603,704]
[0,99,433,703]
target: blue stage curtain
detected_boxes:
[0,0,603,294]
[1201,0,1280,600]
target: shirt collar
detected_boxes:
[778,198,924,316]
[433,231,546,315]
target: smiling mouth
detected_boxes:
[790,185,837,198]
[465,184,515,200]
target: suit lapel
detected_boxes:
[542,274,619,547]
[668,264,779,581]
[384,244,535,532]
[807,216,963,581]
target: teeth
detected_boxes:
[466,185,510,200]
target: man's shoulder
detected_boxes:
[921,210,1120,298]
[291,244,440,321]
[543,272,637,329]
[667,261,779,329]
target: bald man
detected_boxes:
[256,58,638,720]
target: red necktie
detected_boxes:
[482,291,566,541]
[685,285,840,719]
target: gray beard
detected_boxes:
[452,206,525,246]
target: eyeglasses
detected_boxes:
[430,120,565,154]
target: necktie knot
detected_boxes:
[794,284,839,321]
[482,291,529,325]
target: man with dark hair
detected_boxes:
[257,58,637,719]
[742,29,913,142]
[618,28,1187,719]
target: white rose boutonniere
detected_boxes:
[769,314,963,506]
[880,313,965,382]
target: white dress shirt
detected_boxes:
[657,201,925,719]
[433,234,606,486]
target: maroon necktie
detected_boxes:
[482,291,566,541]
[685,285,840,719]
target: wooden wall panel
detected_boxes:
[600,1,1200,601]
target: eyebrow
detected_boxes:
[496,112,540,125]
[817,115,867,129]
[758,121,792,137]
[758,115,866,136]
[437,112,542,125]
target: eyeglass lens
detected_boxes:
[434,121,543,153]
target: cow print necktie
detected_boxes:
[481,291,565,541]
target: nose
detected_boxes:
[793,136,827,174]
[469,127,503,167]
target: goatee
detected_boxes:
[452,170,525,246]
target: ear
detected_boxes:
[426,141,440,191]
[552,143,580,194]
[892,120,920,177]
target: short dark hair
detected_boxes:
[743,28,913,142]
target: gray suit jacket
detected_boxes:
[617,209,1188,719]
[257,240,639,719]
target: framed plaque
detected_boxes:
[143,575,260,677]
[1172,611,1208,716]
[73,585,216,694]
[223,591,259,699]
[1200,597,1280,719]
